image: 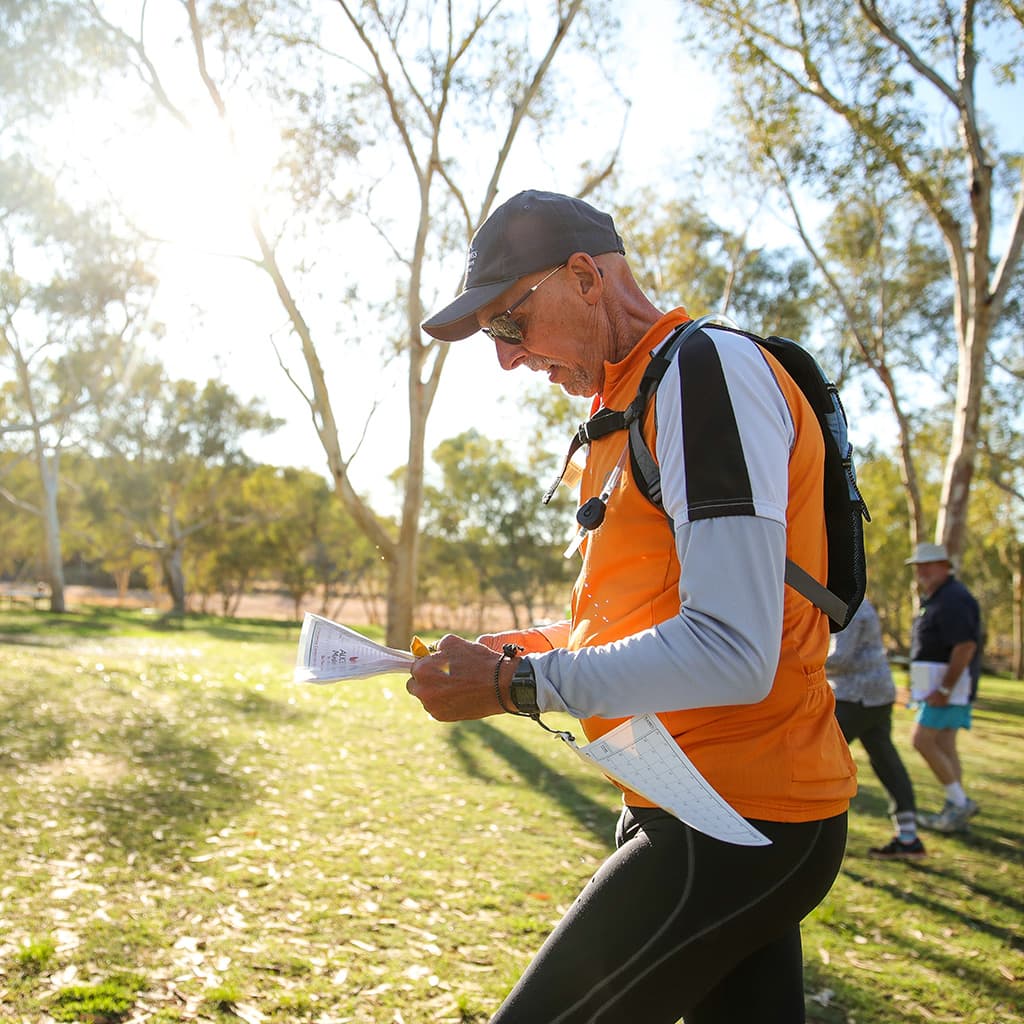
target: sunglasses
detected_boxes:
[481,263,566,344]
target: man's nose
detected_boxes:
[494,338,524,371]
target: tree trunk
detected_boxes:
[161,514,187,615]
[935,316,991,559]
[1013,561,1023,681]
[113,566,131,602]
[385,546,417,650]
[164,553,186,615]
[38,450,66,614]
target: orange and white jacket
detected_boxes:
[527,309,856,823]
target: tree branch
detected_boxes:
[856,0,959,106]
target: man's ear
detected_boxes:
[567,252,603,304]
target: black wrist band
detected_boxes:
[494,643,522,714]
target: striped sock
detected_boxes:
[893,810,918,842]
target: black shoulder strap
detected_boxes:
[543,317,714,504]
[627,315,721,515]
[626,320,853,625]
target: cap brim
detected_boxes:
[421,279,514,342]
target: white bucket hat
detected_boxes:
[905,542,951,565]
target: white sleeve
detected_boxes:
[529,326,795,719]
[531,515,786,717]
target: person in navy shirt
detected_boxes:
[906,543,982,833]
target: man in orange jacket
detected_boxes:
[409,190,854,1023]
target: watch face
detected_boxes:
[511,663,539,714]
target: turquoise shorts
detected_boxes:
[915,703,973,730]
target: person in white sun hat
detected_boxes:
[905,542,982,834]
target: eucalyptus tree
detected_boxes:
[0,156,156,612]
[189,464,380,621]
[611,189,815,339]
[678,0,1024,561]
[810,178,953,548]
[421,429,576,629]
[976,326,1024,677]
[75,0,623,646]
[0,449,43,581]
[85,363,281,615]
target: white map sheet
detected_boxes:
[294,613,415,683]
[562,714,771,847]
[909,660,971,705]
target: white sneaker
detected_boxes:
[920,799,979,833]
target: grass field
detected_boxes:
[0,607,1021,1023]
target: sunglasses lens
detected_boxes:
[485,314,523,343]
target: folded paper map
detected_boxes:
[294,613,415,683]
[562,715,771,847]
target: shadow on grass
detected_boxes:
[212,687,314,722]
[846,781,890,820]
[0,607,301,646]
[973,692,1024,718]
[842,861,1024,951]
[0,606,129,642]
[81,734,248,857]
[448,720,615,847]
[0,697,74,763]
[182,616,301,644]
[810,878,1022,1021]
[0,688,250,861]
[803,960,895,1023]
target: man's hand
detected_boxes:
[407,634,510,722]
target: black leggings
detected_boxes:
[490,807,848,1024]
[834,700,916,816]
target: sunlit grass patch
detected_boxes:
[0,606,1021,1023]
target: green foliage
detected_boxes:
[611,189,815,338]
[202,982,244,1011]
[0,1,129,125]
[678,0,1022,577]
[856,449,918,645]
[421,429,576,627]
[14,935,57,975]
[51,974,145,1022]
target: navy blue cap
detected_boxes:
[421,190,625,341]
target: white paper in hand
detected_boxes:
[294,613,415,683]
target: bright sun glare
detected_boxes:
[66,95,282,263]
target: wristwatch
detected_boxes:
[510,658,540,716]
[938,685,952,697]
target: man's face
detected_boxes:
[914,560,950,597]
[475,262,606,398]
